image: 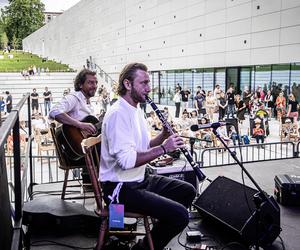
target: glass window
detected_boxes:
[175,71,184,90]
[272,64,290,99]
[291,63,300,102]
[240,67,251,93]
[254,65,271,90]
[203,68,214,92]
[215,68,225,91]
[167,71,176,105]
[193,69,204,92]
[160,71,168,105]
[150,72,160,103]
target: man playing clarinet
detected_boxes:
[100,62,196,250]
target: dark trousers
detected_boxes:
[175,102,181,118]
[255,135,264,144]
[102,174,196,250]
[219,107,226,121]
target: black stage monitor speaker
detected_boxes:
[193,176,281,247]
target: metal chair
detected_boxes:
[81,135,154,250]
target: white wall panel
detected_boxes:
[282,0,300,9]
[226,2,252,23]
[251,0,281,17]
[281,6,300,27]
[23,0,300,73]
[226,50,251,66]
[280,26,300,45]
[226,19,251,37]
[251,29,280,48]
[251,12,281,32]
[280,44,300,63]
[251,46,279,64]
[226,34,251,51]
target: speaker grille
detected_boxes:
[194,176,257,232]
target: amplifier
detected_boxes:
[149,163,197,188]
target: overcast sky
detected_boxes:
[0,0,81,12]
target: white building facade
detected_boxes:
[23,0,300,104]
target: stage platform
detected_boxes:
[26,158,300,250]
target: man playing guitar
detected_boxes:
[49,69,98,183]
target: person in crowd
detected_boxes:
[194,90,206,118]
[100,62,196,250]
[226,86,235,118]
[264,90,273,118]
[110,84,119,106]
[31,88,39,115]
[275,92,286,121]
[49,69,98,186]
[180,89,190,110]
[253,118,265,147]
[242,86,252,114]
[173,88,181,118]
[197,116,213,148]
[5,91,12,114]
[205,90,216,121]
[236,94,246,124]
[43,86,52,116]
[287,93,299,123]
[190,110,198,125]
[0,96,5,113]
[101,88,110,112]
[228,125,241,146]
[213,84,221,99]
[218,91,227,121]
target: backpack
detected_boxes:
[242,135,250,145]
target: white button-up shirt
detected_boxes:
[100,97,150,183]
[49,91,95,120]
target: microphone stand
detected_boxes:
[180,135,212,161]
[211,127,280,249]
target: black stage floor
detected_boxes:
[27,158,300,250]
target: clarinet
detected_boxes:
[145,95,206,182]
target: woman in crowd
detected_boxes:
[205,91,216,122]
[287,93,299,123]
[236,94,246,124]
[275,92,286,121]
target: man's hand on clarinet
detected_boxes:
[162,134,185,153]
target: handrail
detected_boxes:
[0,93,32,250]
[93,63,117,86]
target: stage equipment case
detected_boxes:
[274,174,300,206]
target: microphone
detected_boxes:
[190,122,229,131]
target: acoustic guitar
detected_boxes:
[55,115,102,160]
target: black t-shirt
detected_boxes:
[227,92,235,105]
[180,90,190,102]
[6,95,12,109]
[43,91,52,101]
[31,93,39,103]
[289,100,298,112]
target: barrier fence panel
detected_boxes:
[199,142,296,168]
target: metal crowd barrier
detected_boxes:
[199,141,296,168]
[0,94,32,250]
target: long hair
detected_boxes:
[74,69,96,91]
[117,63,148,96]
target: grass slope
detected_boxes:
[0,50,73,72]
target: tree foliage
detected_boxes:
[1,0,45,49]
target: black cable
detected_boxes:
[236,129,254,215]
[31,239,94,249]
[278,235,286,250]
[176,230,193,250]
[220,241,247,250]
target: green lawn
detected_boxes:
[0,50,74,72]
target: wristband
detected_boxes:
[160,145,167,155]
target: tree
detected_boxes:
[2,0,45,49]
[0,32,8,49]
